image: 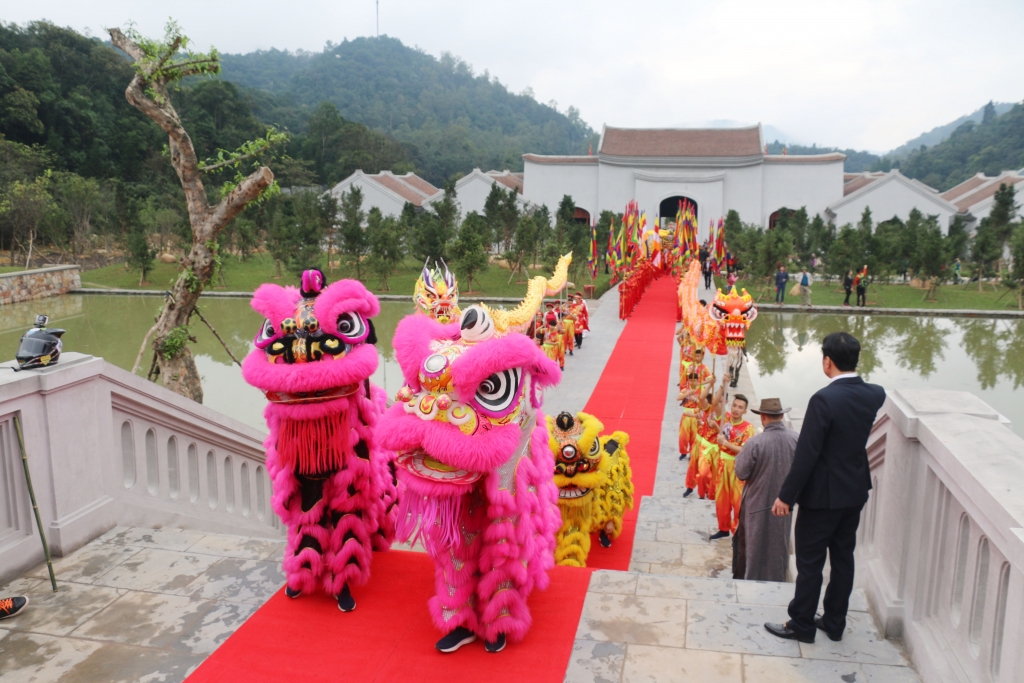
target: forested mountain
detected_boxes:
[886,101,1015,160]
[220,37,597,183]
[876,102,1024,190]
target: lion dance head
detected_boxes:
[709,286,758,348]
[414,260,460,323]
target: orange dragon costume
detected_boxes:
[548,411,633,566]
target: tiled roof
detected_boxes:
[369,173,430,206]
[955,174,1024,212]
[763,153,846,163]
[522,154,599,165]
[843,172,884,196]
[941,175,990,201]
[487,170,524,193]
[600,125,762,157]
[398,173,439,197]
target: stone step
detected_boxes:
[567,569,919,683]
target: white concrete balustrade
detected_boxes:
[859,388,1024,683]
[0,353,280,585]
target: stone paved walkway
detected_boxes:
[0,526,284,682]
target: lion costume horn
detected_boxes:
[485,253,571,336]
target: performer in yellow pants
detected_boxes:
[711,389,754,540]
[678,348,711,462]
[684,363,725,500]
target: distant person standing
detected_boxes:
[954,258,962,285]
[799,268,812,307]
[733,398,798,581]
[842,270,853,307]
[702,258,714,289]
[764,332,886,644]
[854,266,868,307]
[774,265,789,303]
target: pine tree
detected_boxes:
[338,186,367,280]
[413,180,458,262]
[366,207,405,291]
[125,223,157,285]
[451,211,489,292]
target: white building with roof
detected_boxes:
[940,171,1024,229]
[829,170,960,233]
[327,168,525,219]
[521,124,846,239]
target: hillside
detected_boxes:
[219,37,597,183]
[765,141,880,172]
[882,102,1024,190]
[886,101,1015,159]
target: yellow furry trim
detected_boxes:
[594,431,634,540]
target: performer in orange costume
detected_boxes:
[685,370,726,500]
[542,308,565,369]
[709,382,755,540]
[678,347,711,462]
[570,293,589,348]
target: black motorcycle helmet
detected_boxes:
[16,315,66,370]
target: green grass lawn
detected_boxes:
[80,255,614,300]
[733,277,1023,311]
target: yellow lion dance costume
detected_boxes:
[548,411,633,567]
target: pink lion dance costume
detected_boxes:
[241,269,397,612]
[378,254,571,654]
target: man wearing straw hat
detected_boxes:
[733,398,798,582]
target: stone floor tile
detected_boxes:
[576,592,688,647]
[264,543,286,561]
[627,561,650,573]
[743,653,863,683]
[630,540,682,564]
[0,577,44,595]
[0,580,123,636]
[685,600,801,657]
[97,526,208,551]
[177,557,285,604]
[0,629,103,682]
[656,522,712,545]
[623,645,743,683]
[185,533,284,560]
[25,542,143,584]
[634,521,657,542]
[800,612,908,666]
[589,570,639,595]
[564,639,625,683]
[646,562,710,577]
[735,579,794,606]
[71,591,211,648]
[91,548,220,592]
[51,641,205,683]
[861,663,922,683]
[171,600,258,655]
[636,575,737,602]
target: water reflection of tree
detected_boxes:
[746,313,789,375]
[957,319,1024,389]
[870,316,948,378]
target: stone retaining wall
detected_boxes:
[0,265,81,305]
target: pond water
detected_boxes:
[745,312,1024,437]
[4,296,1022,438]
[0,294,414,432]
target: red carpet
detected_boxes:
[583,276,678,570]
[187,550,592,683]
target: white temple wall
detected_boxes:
[762,160,845,226]
[522,161,599,220]
[722,163,764,227]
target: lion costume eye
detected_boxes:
[336,312,368,342]
[474,368,522,414]
[588,438,601,456]
[254,318,279,349]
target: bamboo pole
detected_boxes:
[13,415,57,592]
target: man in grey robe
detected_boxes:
[733,398,798,582]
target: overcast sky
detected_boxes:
[9,0,1024,152]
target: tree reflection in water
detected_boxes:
[745,313,1024,387]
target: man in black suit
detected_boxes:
[764,332,886,643]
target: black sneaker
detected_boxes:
[709,530,730,541]
[485,633,506,653]
[0,596,28,619]
[679,452,688,461]
[285,586,301,599]
[436,626,477,653]
[683,488,694,498]
[337,584,355,612]
[599,530,612,548]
